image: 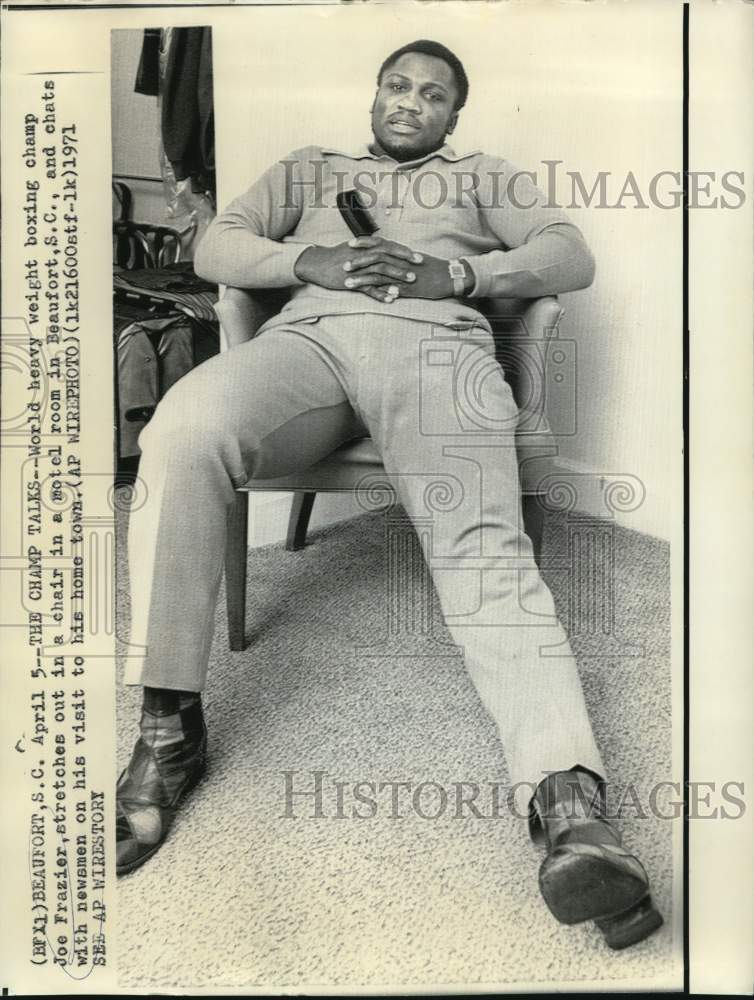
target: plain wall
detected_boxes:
[213,2,682,543]
[111,29,170,224]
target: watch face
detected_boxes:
[449,261,466,295]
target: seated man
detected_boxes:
[117,38,662,950]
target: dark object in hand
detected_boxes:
[336,189,379,237]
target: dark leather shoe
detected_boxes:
[116,698,207,876]
[531,769,662,945]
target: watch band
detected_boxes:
[448,259,467,296]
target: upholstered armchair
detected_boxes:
[215,287,563,650]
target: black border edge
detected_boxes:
[682,2,690,996]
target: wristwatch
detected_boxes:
[448,258,469,297]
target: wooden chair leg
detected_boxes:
[225,492,249,651]
[286,491,316,551]
[522,493,545,568]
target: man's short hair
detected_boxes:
[377,39,469,112]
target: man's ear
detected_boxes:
[446,111,459,135]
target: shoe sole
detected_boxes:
[596,895,664,949]
[116,752,207,877]
[539,847,648,925]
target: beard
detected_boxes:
[370,113,448,163]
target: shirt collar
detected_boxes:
[320,142,481,168]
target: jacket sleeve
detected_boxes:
[462,156,596,298]
[193,148,316,288]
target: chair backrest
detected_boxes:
[214,288,563,438]
[113,220,185,270]
[112,180,188,270]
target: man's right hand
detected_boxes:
[294,241,422,303]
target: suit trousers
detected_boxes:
[125,312,605,791]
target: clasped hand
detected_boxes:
[294,236,453,303]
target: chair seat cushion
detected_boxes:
[243,433,556,495]
[246,437,383,492]
[330,437,381,464]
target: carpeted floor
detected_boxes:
[115,501,681,991]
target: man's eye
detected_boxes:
[426,92,444,102]
[390,83,406,92]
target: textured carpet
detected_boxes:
[115,502,681,991]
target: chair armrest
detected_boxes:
[519,295,564,340]
[483,294,563,337]
[483,295,565,441]
[214,286,289,351]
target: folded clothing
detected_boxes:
[114,262,218,322]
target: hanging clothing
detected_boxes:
[160,27,216,197]
[134,27,161,97]
[133,26,215,197]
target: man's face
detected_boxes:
[371,52,459,162]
